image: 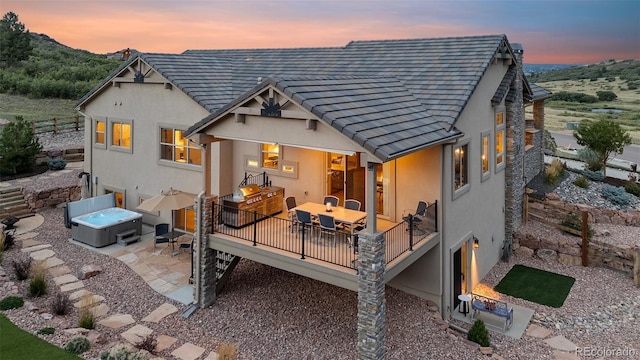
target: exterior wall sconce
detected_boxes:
[473,236,479,249]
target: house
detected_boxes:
[75,34,551,357]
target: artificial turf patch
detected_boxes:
[493,265,575,308]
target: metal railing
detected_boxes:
[210,200,438,271]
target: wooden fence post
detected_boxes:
[75,115,80,131]
[634,250,640,288]
[31,121,36,134]
[523,194,528,224]
[53,118,58,134]
[581,211,588,267]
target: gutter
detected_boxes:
[194,189,205,307]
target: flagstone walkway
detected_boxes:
[14,219,218,360]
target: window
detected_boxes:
[495,111,505,171]
[95,119,106,147]
[261,143,279,169]
[175,207,195,233]
[110,119,132,151]
[454,143,468,191]
[160,127,201,165]
[481,131,490,181]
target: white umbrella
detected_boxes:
[137,188,195,232]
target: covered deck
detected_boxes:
[207,201,439,291]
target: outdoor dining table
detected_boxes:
[159,230,185,256]
[292,202,367,236]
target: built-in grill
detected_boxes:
[223,184,284,228]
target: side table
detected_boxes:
[458,294,471,316]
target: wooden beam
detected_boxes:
[305,119,317,130]
[235,113,245,124]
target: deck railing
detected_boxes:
[210,200,438,271]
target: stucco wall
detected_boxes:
[81,74,211,226]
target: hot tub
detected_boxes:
[71,208,142,248]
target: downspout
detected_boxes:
[76,110,93,197]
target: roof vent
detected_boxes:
[257,77,262,84]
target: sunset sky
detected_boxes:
[2,0,639,64]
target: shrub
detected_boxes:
[37,327,55,335]
[78,293,97,329]
[467,319,490,347]
[596,90,617,101]
[28,261,47,297]
[577,148,602,171]
[12,255,31,280]
[0,295,24,310]
[217,343,238,360]
[560,212,593,239]
[573,176,589,189]
[134,334,157,354]
[65,336,90,355]
[100,343,149,360]
[625,181,640,197]
[544,159,565,185]
[601,184,631,206]
[580,169,605,182]
[0,116,43,175]
[47,158,66,170]
[50,292,71,315]
[2,229,15,250]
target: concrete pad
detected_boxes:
[68,289,91,301]
[54,274,79,286]
[553,350,580,360]
[121,324,153,344]
[526,324,553,339]
[21,244,50,252]
[48,265,72,277]
[98,313,136,329]
[166,285,194,305]
[29,249,55,261]
[171,343,205,360]
[545,335,578,352]
[73,294,105,308]
[43,257,64,269]
[142,303,178,323]
[148,278,177,294]
[88,303,110,318]
[19,238,42,247]
[155,334,178,352]
[60,280,84,292]
[204,352,219,360]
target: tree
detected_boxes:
[0,12,33,68]
[574,119,632,177]
[0,116,43,175]
[596,90,617,102]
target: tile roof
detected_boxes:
[190,76,462,161]
[78,34,526,161]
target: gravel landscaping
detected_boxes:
[1,131,638,359]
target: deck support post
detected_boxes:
[357,231,385,360]
[197,195,217,308]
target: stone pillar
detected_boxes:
[197,195,217,308]
[357,231,386,360]
[504,46,525,259]
[533,100,545,130]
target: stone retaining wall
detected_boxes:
[538,193,640,226]
[23,185,81,211]
[513,227,638,278]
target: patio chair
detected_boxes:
[285,196,297,232]
[178,237,193,255]
[295,209,314,238]
[323,195,339,207]
[405,201,428,234]
[318,213,337,244]
[154,223,170,251]
[344,199,361,211]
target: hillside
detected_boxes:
[0,32,122,99]
[528,59,640,86]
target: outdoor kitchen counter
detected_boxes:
[222,186,284,228]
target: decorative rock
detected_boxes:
[480,346,493,355]
[544,335,577,352]
[88,303,110,318]
[155,334,178,352]
[121,324,153,344]
[514,246,534,257]
[86,329,107,344]
[64,327,89,336]
[537,249,557,262]
[41,313,53,320]
[526,324,553,339]
[79,264,102,280]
